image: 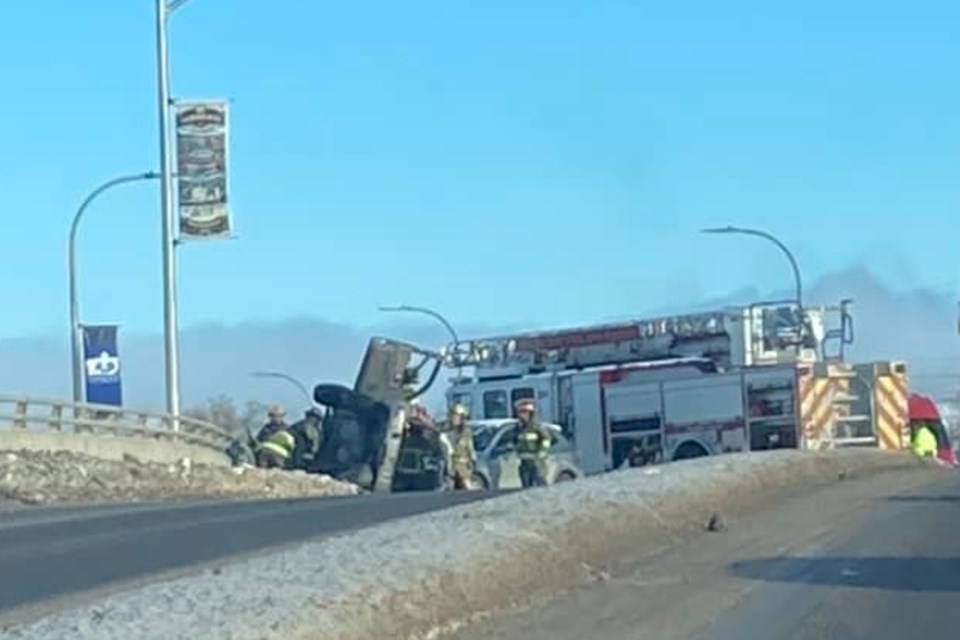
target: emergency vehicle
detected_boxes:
[443,300,913,475]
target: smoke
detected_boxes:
[0,264,957,415]
[672,264,960,398]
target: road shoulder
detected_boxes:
[445,466,950,640]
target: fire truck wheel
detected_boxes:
[673,441,709,461]
[555,470,577,483]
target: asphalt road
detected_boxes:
[0,490,496,622]
[699,473,960,640]
[449,466,959,640]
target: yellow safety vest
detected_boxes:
[452,429,475,465]
[260,430,296,459]
[912,425,938,458]
[517,426,550,460]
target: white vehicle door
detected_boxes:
[488,425,521,489]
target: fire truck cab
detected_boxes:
[444,300,911,475]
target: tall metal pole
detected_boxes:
[68,172,159,404]
[700,225,803,309]
[156,0,182,424]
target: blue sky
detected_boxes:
[2,0,959,340]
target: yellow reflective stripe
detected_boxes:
[260,440,291,458]
[269,432,295,448]
[518,429,550,455]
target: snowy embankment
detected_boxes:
[0,450,359,508]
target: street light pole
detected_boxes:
[68,171,160,404]
[250,371,315,407]
[700,225,803,309]
[156,0,197,423]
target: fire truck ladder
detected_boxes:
[822,363,875,447]
[446,309,735,376]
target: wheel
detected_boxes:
[673,441,709,461]
[555,470,577,483]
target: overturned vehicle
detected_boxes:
[309,337,450,492]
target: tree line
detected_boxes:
[183,394,267,436]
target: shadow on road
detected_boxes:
[729,556,960,593]
[883,495,960,504]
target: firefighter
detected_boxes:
[256,405,288,443]
[448,404,475,490]
[394,404,445,491]
[626,435,660,467]
[289,407,325,471]
[912,421,938,459]
[257,427,296,469]
[513,398,553,488]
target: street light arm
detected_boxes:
[68,171,160,404]
[69,172,160,253]
[378,305,460,345]
[378,304,465,380]
[250,371,314,407]
[167,0,198,14]
[700,225,803,309]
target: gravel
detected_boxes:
[0,450,360,507]
[0,449,939,640]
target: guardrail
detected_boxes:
[0,393,233,454]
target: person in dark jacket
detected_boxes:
[256,405,288,442]
[393,405,445,491]
[257,428,296,469]
[289,408,325,471]
[512,398,553,488]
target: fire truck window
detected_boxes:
[473,427,497,452]
[510,388,535,406]
[609,415,660,434]
[483,390,509,419]
[609,416,663,468]
[611,435,662,468]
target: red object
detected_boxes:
[517,325,641,352]
[941,448,958,466]
[908,394,941,422]
[908,393,956,466]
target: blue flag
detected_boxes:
[82,324,123,406]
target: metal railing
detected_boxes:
[0,394,233,454]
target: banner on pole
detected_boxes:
[82,325,123,406]
[175,100,231,240]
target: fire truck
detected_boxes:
[442,300,912,475]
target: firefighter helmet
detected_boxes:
[514,398,536,414]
